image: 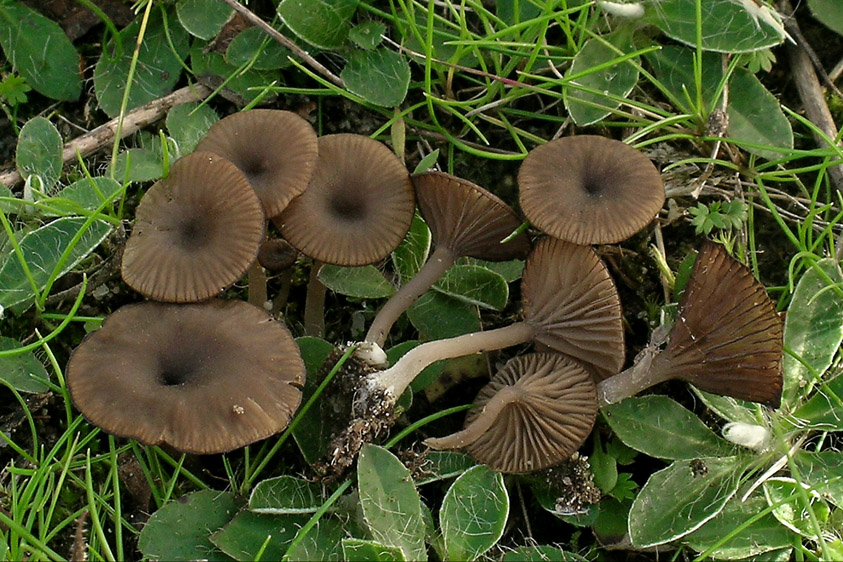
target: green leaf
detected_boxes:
[341,48,411,107]
[282,517,345,562]
[0,218,112,313]
[226,26,292,70]
[108,148,164,183]
[211,511,309,562]
[189,43,279,105]
[643,0,788,53]
[727,68,793,160]
[166,102,219,157]
[693,389,760,425]
[763,477,828,537]
[318,264,396,299]
[407,291,480,340]
[16,117,62,193]
[432,264,508,311]
[460,257,525,283]
[807,0,843,35]
[358,444,427,561]
[590,433,618,494]
[564,34,639,126]
[792,373,843,430]
[94,11,190,118]
[412,150,439,174]
[176,0,232,40]
[138,489,240,561]
[0,336,50,393]
[495,0,542,25]
[0,73,29,105]
[629,457,744,547]
[782,258,843,404]
[341,539,405,561]
[794,450,843,509]
[684,491,791,559]
[440,465,509,561]
[46,177,122,217]
[603,395,735,459]
[291,336,335,465]
[592,497,633,546]
[249,475,326,514]
[349,21,386,50]
[502,545,588,562]
[0,0,81,101]
[277,0,358,49]
[414,451,476,485]
[392,212,431,283]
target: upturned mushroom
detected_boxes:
[195,109,319,218]
[121,151,265,303]
[355,236,624,416]
[66,300,305,454]
[363,171,530,348]
[518,135,665,245]
[425,353,598,473]
[596,241,783,407]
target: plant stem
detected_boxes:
[304,260,326,337]
[365,245,457,347]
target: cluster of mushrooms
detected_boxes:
[66,109,784,477]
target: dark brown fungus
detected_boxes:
[66,300,305,454]
[518,135,665,245]
[425,353,598,473]
[121,152,265,303]
[276,133,415,266]
[597,241,783,407]
[195,109,319,218]
[257,238,298,271]
[364,171,530,347]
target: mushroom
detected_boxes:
[195,109,319,218]
[425,353,598,473]
[363,171,531,347]
[518,135,665,245]
[355,236,624,415]
[66,300,305,454]
[275,133,415,335]
[275,133,415,266]
[596,241,783,407]
[121,151,265,303]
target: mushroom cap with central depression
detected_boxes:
[121,152,265,302]
[276,134,415,266]
[66,300,305,454]
[518,135,665,245]
[195,109,319,218]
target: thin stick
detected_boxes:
[0,84,211,188]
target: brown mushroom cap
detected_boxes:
[518,135,665,245]
[195,109,319,218]
[257,238,298,271]
[121,152,265,303]
[650,241,783,407]
[276,134,415,266]
[413,171,530,260]
[426,353,598,473]
[521,236,625,379]
[66,300,305,454]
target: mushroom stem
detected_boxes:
[304,260,327,337]
[425,386,521,449]
[360,321,537,409]
[595,346,669,407]
[365,245,458,347]
[248,261,268,310]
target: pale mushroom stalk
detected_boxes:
[247,260,268,309]
[358,322,537,409]
[595,347,663,407]
[425,386,521,449]
[364,245,457,347]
